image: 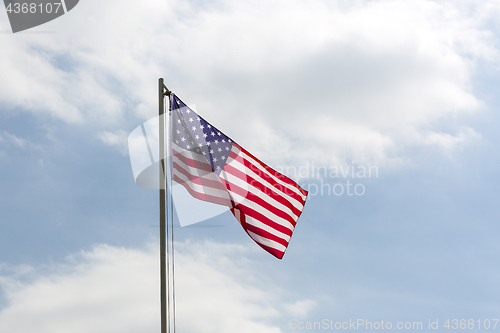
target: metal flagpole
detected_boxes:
[159,78,167,333]
[159,78,173,333]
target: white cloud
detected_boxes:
[0,130,41,158]
[416,126,482,155]
[0,241,286,333]
[98,130,129,155]
[1,0,499,166]
[283,299,317,318]
[0,130,27,148]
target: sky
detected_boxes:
[1,0,500,332]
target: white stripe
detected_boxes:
[229,145,306,203]
[173,144,212,164]
[173,168,231,201]
[247,230,286,253]
[240,151,307,200]
[233,208,241,222]
[172,155,211,178]
[173,169,228,199]
[245,215,291,242]
[235,147,307,201]
[220,169,300,221]
[225,154,305,212]
[225,188,295,231]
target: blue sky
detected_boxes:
[1,0,500,332]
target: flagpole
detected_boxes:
[159,78,172,333]
[159,78,167,333]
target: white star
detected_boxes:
[192,126,196,131]
[208,125,211,128]
[200,125,204,130]
[181,137,186,142]
[189,117,193,122]
[213,157,218,162]
[176,130,180,134]
[195,135,200,140]
[177,119,181,124]
[186,144,190,149]
[206,142,211,146]
[218,148,222,152]
[214,140,219,144]
[225,147,230,151]
[198,143,203,147]
[221,156,226,160]
[175,140,179,144]
[210,149,214,154]
[186,109,191,114]
[203,133,208,138]
[216,165,221,171]
[228,139,232,143]
[197,117,200,121]
[222,139,226,143]
[202,151,206,155]
[217,132,221,136]
[211,132,215,136]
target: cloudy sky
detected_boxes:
[1,0,500,332]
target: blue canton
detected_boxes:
[170,95,233,175]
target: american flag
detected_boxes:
[170,94,308,259]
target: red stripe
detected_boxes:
[228,150,306,204]
[173,175,231,206]
[173,162,230,202]
[219,177,296,233]
[173,162,206,183]
[173,150,213,173]
[247,238,285,259]
[173,162,227,192]
[244,222,289,247]
[238,200,293,237]
[222,163,303,218]
[231,207,246,229]
[234,143,308,196]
